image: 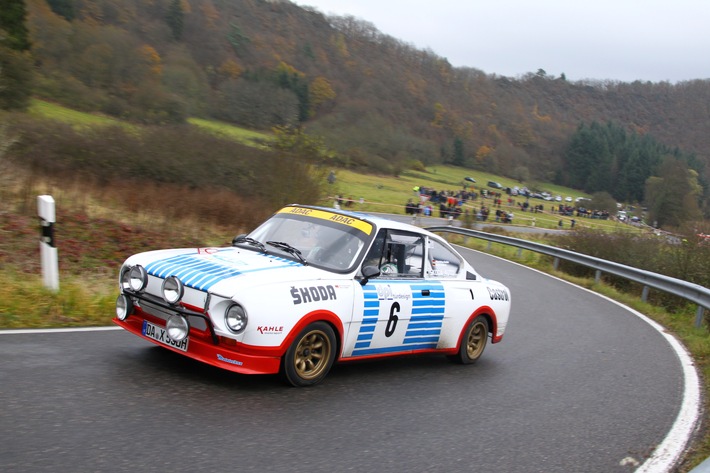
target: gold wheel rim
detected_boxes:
[294,329,332,380]
[466,321,487,359]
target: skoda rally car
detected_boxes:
[114,205,512,386]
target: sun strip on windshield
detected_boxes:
[278,207,373,235]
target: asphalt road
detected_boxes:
[0,251,694,473]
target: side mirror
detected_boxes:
[360,265,381,286]
[232,233,247,246]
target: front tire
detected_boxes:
[281,322,336,387]
[448,315,489,364]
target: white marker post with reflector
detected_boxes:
[37,195,59,291]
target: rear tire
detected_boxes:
[281,322,336,387]
[448,315,489,364]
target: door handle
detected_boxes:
[421,289,430,296]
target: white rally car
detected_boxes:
[114,205,511,386]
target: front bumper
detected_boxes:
[113,310,281,375]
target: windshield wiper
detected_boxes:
[266,241,306,264]
[232,235,266,252]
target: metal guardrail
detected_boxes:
[425,225,710,328]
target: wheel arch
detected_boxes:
[278,310,344,359]
[455,306,499,351]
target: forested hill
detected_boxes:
[19,0,710,206]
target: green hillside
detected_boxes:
[6,0,706,222]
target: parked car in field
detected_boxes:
[114,205,512,386]
[487,181,503,189]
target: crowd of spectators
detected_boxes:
[404,184,619,226]
[335,182,629,230]
[406,186,514,222]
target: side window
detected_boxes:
[427,238,462,278]
[363,230,424,278]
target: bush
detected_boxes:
[0,47,33,110]
[33,73,108,112]
[553,228,710,311]
[5,116,327,222]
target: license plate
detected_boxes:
[142,320,189,352]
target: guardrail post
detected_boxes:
[37,195,59,292]
[642,286,650,303]
[553,257,559,271]
[595,270,601,284]
[517,248,523,258]
[695,306,705,328]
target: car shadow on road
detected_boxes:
[113,345,502,393]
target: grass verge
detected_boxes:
[0,268,116,328]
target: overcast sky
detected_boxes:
[293,0,710,83]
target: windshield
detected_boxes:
[247,207,374,272]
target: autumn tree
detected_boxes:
[215,78,299,128]
[272,125,327,161]
[218,58,242,80]
[588,191,617,214]
[645,156,702,228]
[512,165,530,183]
[309,76,336,116]
[160,51,210,116]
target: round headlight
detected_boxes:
[166,315,189,342]
[225,304,248,334]
[120,266,131,291]
[128,265,148,292]
[115,294,133,321]
[162,276,184,304]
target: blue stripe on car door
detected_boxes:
[351,281,444,356]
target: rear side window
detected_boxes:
[427,238,461,278]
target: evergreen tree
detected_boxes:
[166,0,184,41]
[585,125,612,193]
[452,137,465,166]
[47,0,75,21]
[562,121,692,206]
[617,148,645,202]
[563,123,595,190]
[0,0,32,110]
[276,66,310,122]
[0,0,31,51]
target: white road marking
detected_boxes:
[0,326,122,335]
[460,247,702,473]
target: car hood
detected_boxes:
[124,247,335,298]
